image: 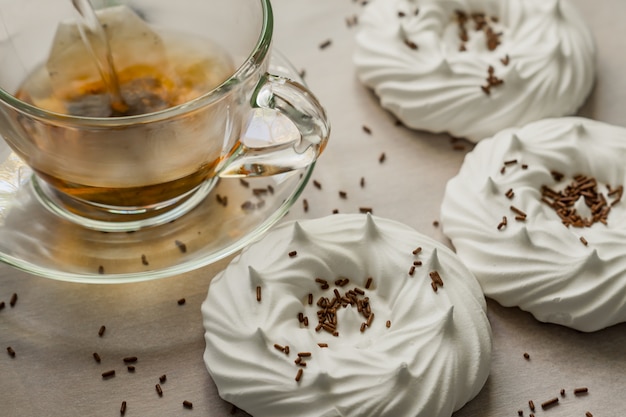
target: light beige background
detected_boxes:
[1,0,625,416]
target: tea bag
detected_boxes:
[46,5,175,116]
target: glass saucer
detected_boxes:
[0,52,314,283]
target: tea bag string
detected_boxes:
[71,0,129,114]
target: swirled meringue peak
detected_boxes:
[202,214,491,417]
[353,0,596,142]
[441,117,626,332]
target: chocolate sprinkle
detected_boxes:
[175,240,187,253]
[102,370,116,379]
[319,39,332,49]
[541,175,620,228]
[404,39,418,50]
[540,397,559,410]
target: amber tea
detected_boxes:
[12,5,236,212]
[16,6,234,117]
[16,30,234,117]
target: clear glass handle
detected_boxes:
[219,73,330,177]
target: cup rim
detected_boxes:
[0,0,274,126]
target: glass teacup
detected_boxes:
[0,0,329,231]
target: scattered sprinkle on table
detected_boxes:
[540,397,559,409]
[120,401,127,415]
[345,14,358,28]
[159,374,167,383]
[183,400,193,409]
[9,293,17,307]
[319,39,332,49]
[102,370,116,379]
[523,352,530,360]
[123,356,138,364]
[574,387,589,395]
[93,352,101,363]
[177,298,186,306]
[98,325,106,337]
[155,383,163,397]
[7,346,16,357]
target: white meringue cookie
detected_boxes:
[441,117,626,331]
[203,214,491,417]
[353,0,595,142]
